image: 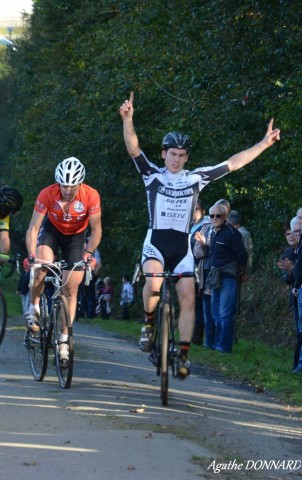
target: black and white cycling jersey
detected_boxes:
[134,151,230,233]
[133,151,230,272]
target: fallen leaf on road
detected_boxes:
[130,408,145,413]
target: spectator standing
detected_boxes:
[206,203,248,353]
[289,215,302,373]
[277,220,300,371]
[228,209,254,343]
[78,240,102,319]
[193,221,215,348]
[120,275,134,320]
[228,210,253,274]
[190,201,210,344]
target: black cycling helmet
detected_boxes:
[0,186,23,219]
[161,132,192,153]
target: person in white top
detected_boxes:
[120,275,134,320]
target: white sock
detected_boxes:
[29,303,40,316]
[59,333,68,342]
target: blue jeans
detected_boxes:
[296,288,302,333]
[294,289,302,367]
[203,293,215,348]
[211,276,237,353]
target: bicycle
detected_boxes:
[24,259,91,389]
[134,265,194,406]
[0,253,20,345]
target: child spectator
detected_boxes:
[96,277,114,319]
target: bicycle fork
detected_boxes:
[148,300,178,376]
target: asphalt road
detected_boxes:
[0,316,301,480]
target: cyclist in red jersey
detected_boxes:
[24,157,102,365]
[120,91,280,378]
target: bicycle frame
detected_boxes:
[146,274,176,370]
[25,259,92,388]
[143,270,194,405]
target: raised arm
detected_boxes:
[227,118,280,172]
[119,91,141,158]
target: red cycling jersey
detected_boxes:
[34,183,101,235]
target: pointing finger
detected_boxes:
[267,118,274,133]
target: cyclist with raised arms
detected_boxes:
[24,157,102,366]
[0,186,23,258]
[120,91,280,378]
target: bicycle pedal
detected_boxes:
[23,332,33,350]
[168,357,175,367]
[149,352,161,369]
[23,339,34,350]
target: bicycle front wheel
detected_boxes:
[160,302,171,406]
[54,295,74,389]
[0,289,7,345]
[26,294,49,381]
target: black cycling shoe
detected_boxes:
[176,356,191,379]
[59,358,69,370]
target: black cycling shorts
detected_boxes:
[37,219,86,269]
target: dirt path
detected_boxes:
[0,316,301,480]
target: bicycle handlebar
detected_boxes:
[29,259,92,289]
[0,253,20,278]
[143,272,194,278]
[132,261,195,283]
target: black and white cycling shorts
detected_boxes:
[141,228,194,274]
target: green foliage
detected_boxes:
[0,0,301,292]
[0,269,23,317]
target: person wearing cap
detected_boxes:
[119,91,280,378]
[24,157,102,368]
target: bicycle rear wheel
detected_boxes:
[0,289,7,345]
[54,295,73,389]
[160,302,171,406]
[26,294,49,381]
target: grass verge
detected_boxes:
[81,316,302,407]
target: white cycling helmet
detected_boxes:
[55,157,85,186]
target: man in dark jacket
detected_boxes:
[291,217,302,372]
[207,203,247,353]
[277,220,300,371]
